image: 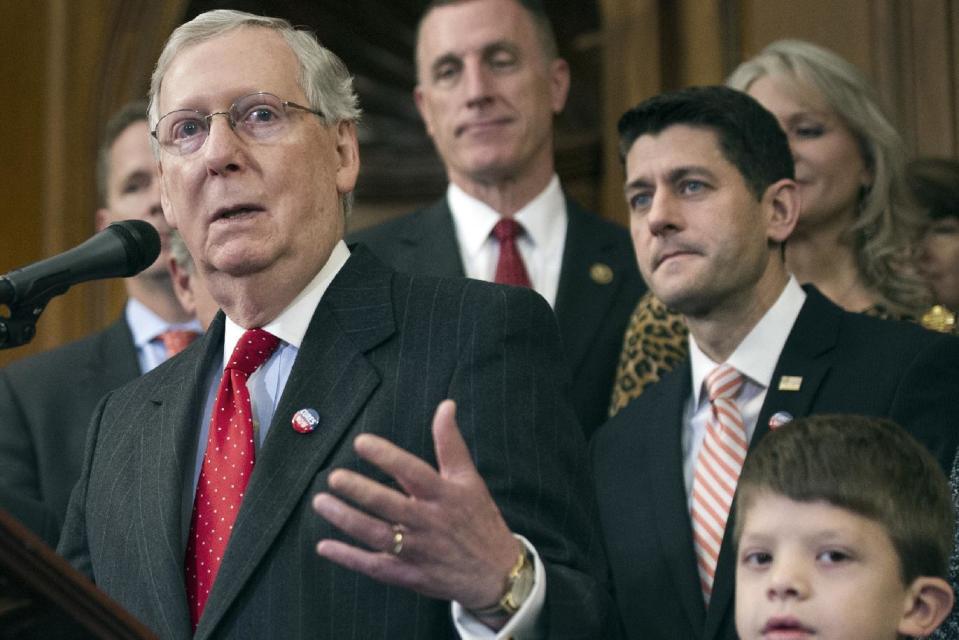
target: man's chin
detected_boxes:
[652,285,714,318]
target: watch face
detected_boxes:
[506,554,535,612]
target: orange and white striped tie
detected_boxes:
[690,364,746,603]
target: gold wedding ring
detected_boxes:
[390,524,405,556]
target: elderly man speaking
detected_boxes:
[58,10,605,640]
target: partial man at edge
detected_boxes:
[0,100,200,545]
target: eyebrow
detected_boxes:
[118,168,153,186]
[428,39,520,75]
[623,165,716,194]
[482,40,520,58]
[782,109,832,125]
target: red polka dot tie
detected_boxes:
[185,328,280,629]
[491,218,532,288]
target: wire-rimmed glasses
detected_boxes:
[151,92,324,156]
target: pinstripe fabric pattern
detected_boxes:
[690,365,744,602]
[348,198,646,437]
[57,247,607,639]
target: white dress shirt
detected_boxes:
[448,175,567,308]
[125,297,202,374]
[192,240,544,638]
[681,277,807,499]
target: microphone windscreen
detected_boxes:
[107,220,161,276]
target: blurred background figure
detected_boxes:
[728,39,929,318]
[611,39,933,416]
[352,0,643,437]
[168,230,220,331]
[908,157,959,332]
[0,100,200,545]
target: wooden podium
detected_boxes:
[0,508,156,639]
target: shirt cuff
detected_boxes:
[451,534,547,639]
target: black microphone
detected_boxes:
[0,220,161,307]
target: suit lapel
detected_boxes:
[644,362,709,632]
[397,198,466,277]
[553,202,630,373]
[703,288,841,639]
[135,318,225,636]
[195,249,394,638]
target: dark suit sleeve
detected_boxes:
[887,332,959,472]
[0,369,63,545]
[447,283,609,638]
[0,369,42,502]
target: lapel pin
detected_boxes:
[778,375,803,391]
[292,408,320,434]
[768,411,793,430]
[589,263,613,285]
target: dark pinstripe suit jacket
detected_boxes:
[591,287,959,640]
[0,318,140,545]
[58,246,607,639]
[349,197,646,436]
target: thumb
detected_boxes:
[432,399,476,478]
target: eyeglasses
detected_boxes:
[151,92,324,156]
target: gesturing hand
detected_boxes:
[312,399,521,624]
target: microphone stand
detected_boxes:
[0,285,68,350]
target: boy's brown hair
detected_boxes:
[734,414,954,583]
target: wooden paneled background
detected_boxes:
[2,0,957,366]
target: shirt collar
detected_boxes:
[125,296,202,347]
[222,240,350,364]
[447,175,564,260]
[689,276,806,406]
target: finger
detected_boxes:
[353,433,442,500]
[431,399,476,479]
[324,468,411,525]
[312,492,395,553]
[315,539,425,592]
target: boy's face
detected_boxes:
[736,493,913,640]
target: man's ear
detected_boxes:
[549,57,570,114]
[412,84,436,138]
[94,208,110,233]
[763,178,800,245]
[334,120,361,196]
[897,576,954,637]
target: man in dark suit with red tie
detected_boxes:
[350,0,644,436]
[0,101,199,545]
[591,86,959,640]
[58,10,606,639]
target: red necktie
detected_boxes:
[690,364,746,603]
[158,329,200,358]
[492,218,531,288]
[185,328,280,628]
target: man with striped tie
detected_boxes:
[590,86,959,640]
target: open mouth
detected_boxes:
[213,204,264,221]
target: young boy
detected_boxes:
[734,414,955,639]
